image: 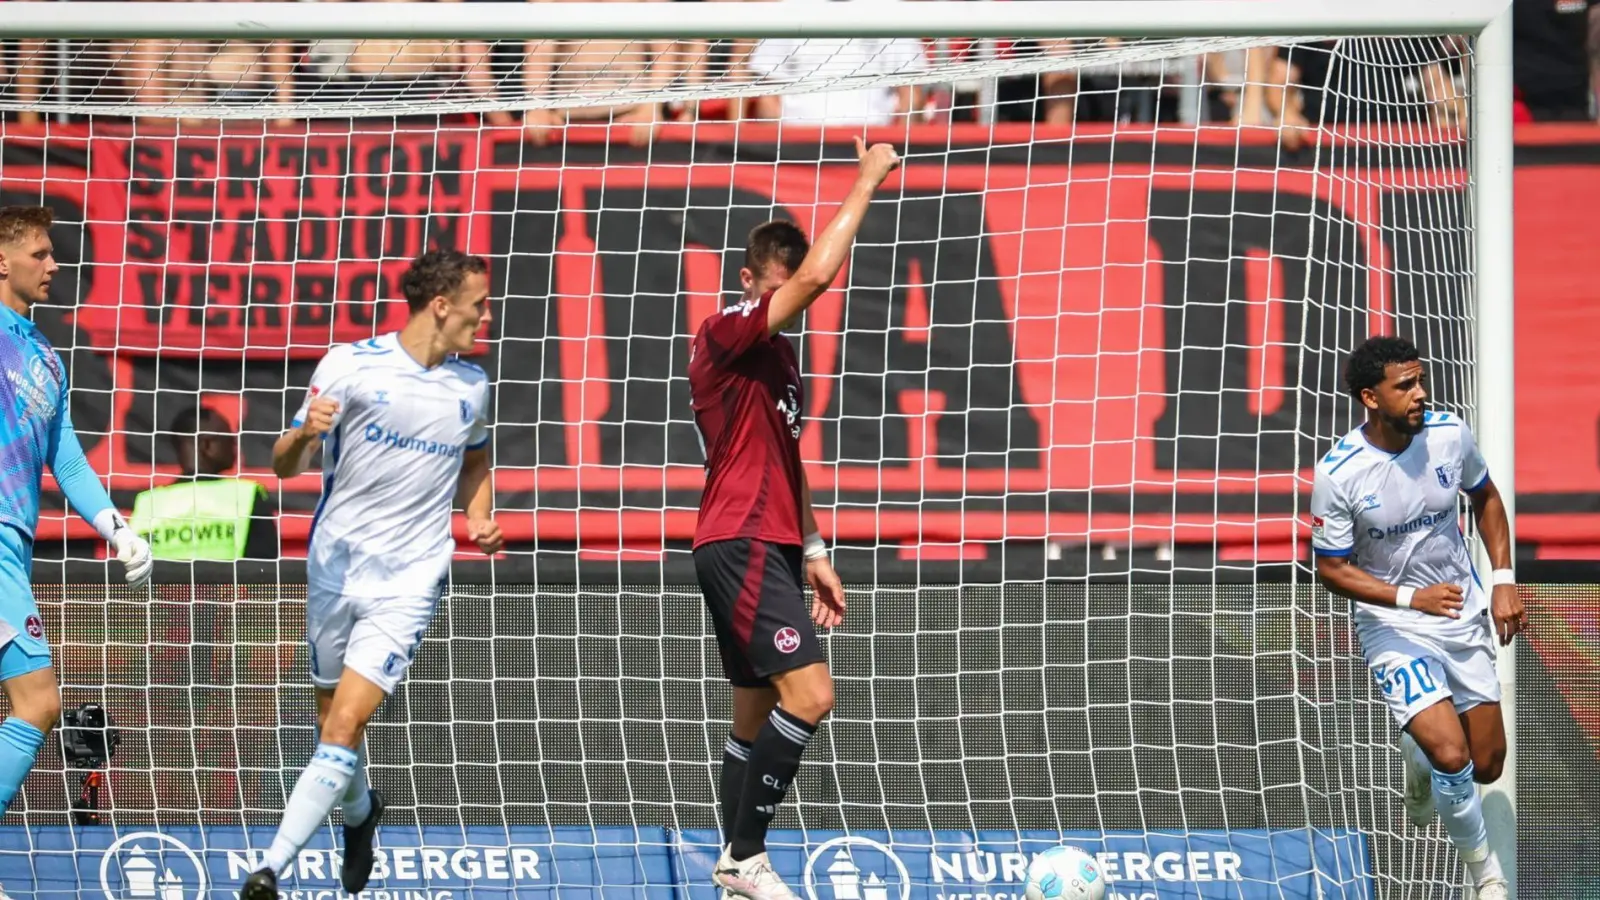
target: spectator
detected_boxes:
[520,0,673,145]
[748,0,927,126]
[992,40,1186,126]
[306,0,485,116]
[1038,42,1076,125]
[1514,0,1596,121]
[1281,38,1464,128]
[1,1,49,127]
[129,406,278,562]
[461,0,529,126]
[669,0,773,122]
[1205,46,1312,148]
[130,0,294,123]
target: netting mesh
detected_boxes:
[0,26,1496,900]
[0,35,1314,119]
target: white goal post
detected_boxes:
[0,1,1516,898]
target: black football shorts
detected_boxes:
[693,538,824,687]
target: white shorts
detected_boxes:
[305,584,443,694]
[1360,614,1501,727]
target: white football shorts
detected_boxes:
[1360,613,1501,727]
[305,584,443,694]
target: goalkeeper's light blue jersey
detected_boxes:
[0,304,112,540]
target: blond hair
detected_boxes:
[0,207,54,248]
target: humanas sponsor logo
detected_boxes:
[363,423,464,459]
[227,844,544,900]
[804,836,1243,900]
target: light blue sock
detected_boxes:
[1432,762,1502,883]
[0,718,45,813]
[262,743,359,875]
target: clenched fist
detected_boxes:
[467,517,504,555]
[854,136,902,186]
[299,397,340,440]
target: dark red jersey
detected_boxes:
[687,290,806,549]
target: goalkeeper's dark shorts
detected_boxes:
[693,538,823,688]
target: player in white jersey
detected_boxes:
[241,250,504,900]
[1311,336,1525,900]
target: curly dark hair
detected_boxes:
[1344,335,1421,399]
[744,220,809,279]
[400,249,489,313]
[0,206,54,248]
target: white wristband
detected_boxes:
[1395,586,1415,609]
[803,531,827,561]
[1491,568,1516,586]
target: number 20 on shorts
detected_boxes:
[1376,658,1440,706]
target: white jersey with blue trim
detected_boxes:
[1309,410,1490,637]
[291,332,490,598]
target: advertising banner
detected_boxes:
[1,127,1595,550]
[0,825,1370,900]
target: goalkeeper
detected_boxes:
[688,138,899,900]
[0,206,151,819]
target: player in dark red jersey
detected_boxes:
[690,137,900,900]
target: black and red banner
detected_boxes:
[3,123,1597,556]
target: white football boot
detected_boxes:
[712,848,801,900]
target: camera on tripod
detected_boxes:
[61,703,119,769]
[60,703,119,824]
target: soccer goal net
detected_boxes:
[0,1,1514,898]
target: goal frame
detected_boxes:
[0,0,1520,895]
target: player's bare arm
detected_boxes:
[272,396,339,479]
[1466,477,1526,645]
[766,137,901,334]
[800,466,843,629]
[456,446,503,555]
[1314,555,1465,619]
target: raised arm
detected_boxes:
[766,137,901,335]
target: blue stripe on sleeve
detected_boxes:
[307,423,343,543]
[1313,546,1354,557]
[1328,447,1364,474]
[1465,469,1490,492]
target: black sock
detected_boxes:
[719,735,752,849]
[730,707,815,861]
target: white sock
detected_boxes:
[1431,763,1503,884]
[342,742,372,826]
[262,743,359,875]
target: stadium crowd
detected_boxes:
[0,0,1591,131]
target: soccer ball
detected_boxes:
[1024,845,1106,900]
